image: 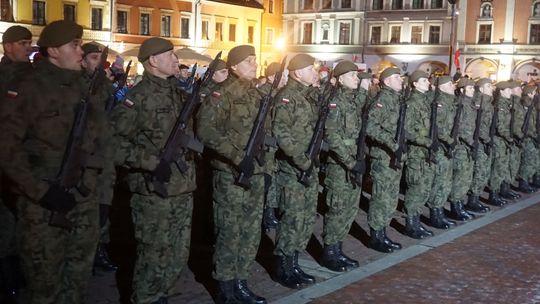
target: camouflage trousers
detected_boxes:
[470,145,493,196]
[367,158,403,231]
[489,138,510,191]
[274,170,318,256]
[97,172,115,244]
[449,145,473,202]
[131,192,193,304]
[212,171,264,281]
[404,156,435,216]
[428,150,453,209]
[16,192,99,304]
[519,138,539,181]
[322,163,361,245]
[508,143,521,182]
[265,173,279,209]
[0,200,16,258]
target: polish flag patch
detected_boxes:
[7,90,18,98]
[376,103,383,108]
[123,99,134,108]
[212,91,221,98]
[329,103,337,109]
[437,103,442,108]
[281,98,290,104]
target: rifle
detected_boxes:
[390,83,410,170]
[49,47,109,230]
[428,78,441,164]
[472,95,484,161]
[487,99,499,154]
[235,57,286,189]
[522,101,533,139]
[151,52,222,198]
[352,89,374,188]
[510,97,517,145]
[446,94,463,158]
[298,75,338,186]
[106,60,132,113]
[536,96,540,146]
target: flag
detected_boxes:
[454,42,461,69]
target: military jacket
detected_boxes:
[324,86,367,168]
[457,95,478,148]
[521,95,536,140]
[435,91,456,146]
[511,95,526,140]
[112,71,196,196]
[405,89,431,159]
[494,96,513,143]
[197,73,268,175]
[0,56,32,102]
[0,59,107,202]
[272,78,317,175]
[475,93,494,144]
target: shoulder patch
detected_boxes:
[6,90,18,98]
[329,103,337,109]
[281,98,290,104]
[376,103,383,108]
[212,91,221,98]
[123,99,134,108]
[437,103,442,108]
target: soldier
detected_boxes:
[0,24,33,303]
[0,20,108,304]
[271,54,318,288]
[196,45,266,303]
[403,70,436,239]
[320,61,368,271]
[517,85,538,192]
[199,59,228,98]
[176,63,191,92]
[111,37,196,304]
[427,76,458,229]
[447,78,476,221]
[533,88,540,188]
[365,67,405,253]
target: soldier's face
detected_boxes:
[231,55,257,80]
[360,78,370,91]
[212,68,228,83]
[49,39,83,71]
[385,74,403,92]
[439,81,455,95]
[512,86,522,96]
[480,83,494,96]
[414,77,430,93]
[339,70,359,90]
[81,52,101,74]
[500,88,512,99]
[4,39,32,62]
[464,85,475,97]
[150,50,179,78]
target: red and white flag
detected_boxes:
[454,42,461,69]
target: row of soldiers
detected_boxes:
[1,19,540,304]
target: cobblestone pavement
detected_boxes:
[85,180,540,304]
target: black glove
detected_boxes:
[238,157,254,178]
[350,161,365,175]
[153,160,172,183]
[39,184,76,213]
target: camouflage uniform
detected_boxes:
[112,72,196,304]
[470,93,494,196]
[490,96,512,192]
[196,74,266,281]
[518,95,538,184]
[0,59,107,304]
[509,95,525,183]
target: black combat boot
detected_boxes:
[337,242,359,269]
[464,194,490,213]
[517,179,536,193]
[501,182,521,200]
[292,251,315,284]
[0,255,25,303]
[382,227,402,250]
[262,206,278,230]
[234,280,267,304]
[368,228,394,253]
[93,243,118,272]
[216,280,237,304]
[449,201,475,221]
[405,215,433,239]
[487,190,507,206]
[320,243,347,272]
[273,255,302,289]
[429,207,456,229]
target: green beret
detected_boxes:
[496,81,512,90]
[409,70,429,84]
[437,76,453,86]
[2,25,32,44]
[227,45,255,67]
[358,72,372,80]
[379,67,400,81]
[265,62,281,77]
[138,37,173,62]
[178,63,189,70]
[215,59,227,71]
[37,20,83,47]
[523,85,537,95]
[333,60,358,77]
[288,53,315,71]
[509,80,521,89]
[476,78,493,87]
[457,78,475,88]
[81,42,103,57]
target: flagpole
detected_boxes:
[447,0,457,75]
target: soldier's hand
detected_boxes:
[114,86,129,102]
[153,160,172,183]
[238,157,255,178]
[350,161,365,175]
[39,184,77,213]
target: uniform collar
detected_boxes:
[35,59,81,85]
[143,71,175,88]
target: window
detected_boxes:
[32,0,45,25]
[302,22,313,44]
[229,24,236,42]
[478,24,491,44]
[411,25,422,43]
[429,25,440,43]
[140,13,150,35]
[269,0,274,13]
[117,11,128,33]
[216,22,223,41]
[181,17,190,38]
[481,3,492,18]
[161,15,171,37]
[412,0,424,9]
[392,0,403,10]
[202,20,209,40]
[248,26,254,44]
[322,23,329,41]
[370,26,381,44]
[64,4,76,22]
[339,23,350,44]
[323,0,332,9]
[531,24,540,44]
[372,0,383,10]
[91,8,103,30]
[266,28,274,44]
[304,0,314,10]
[431,0,443,9]
[390,26,401,43]
[0,0,13,21]
[342,0,351,8]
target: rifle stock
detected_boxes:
[390,83,410,170]
[472,95,483,161]
[428,78,441,164]
[446,94,463,158]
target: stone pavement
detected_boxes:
[86,182,540,304]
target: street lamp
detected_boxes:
[448,0,457,75]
